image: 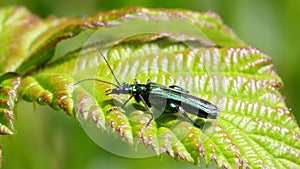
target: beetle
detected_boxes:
[75,29,219,128]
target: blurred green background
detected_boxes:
[1,0,299,169]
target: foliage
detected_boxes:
[0,6,299,169]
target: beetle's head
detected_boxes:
[108,82,130,95]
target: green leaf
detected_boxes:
[0,6,299,169]
[20,74,73,115]
[0,72,21,135]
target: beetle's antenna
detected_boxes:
[74,78,119,87]
[82,28,121,86]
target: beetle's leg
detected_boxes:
[108,107,120,113]
[138,94,154,126]
[120,94,135,108]
[178,107,202,128]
